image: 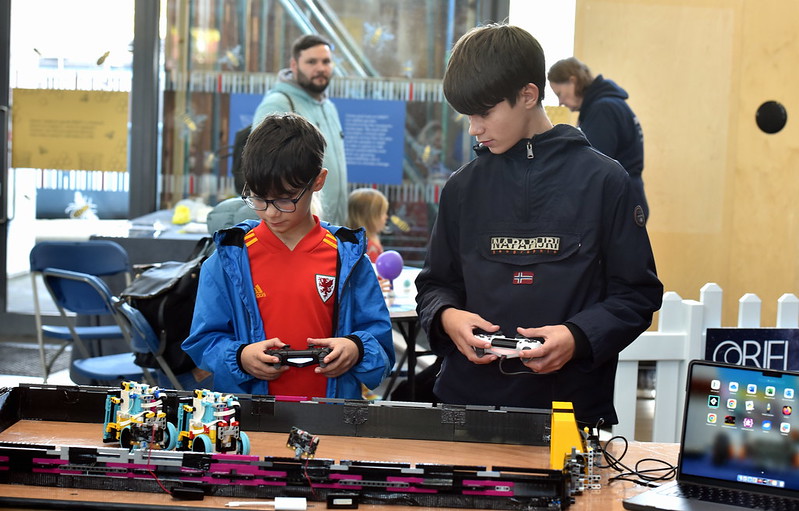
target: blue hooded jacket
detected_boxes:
[183,219,395,398]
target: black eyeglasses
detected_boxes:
[241,178,315,213]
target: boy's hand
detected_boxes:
[440,307,499,364]
[241,338,289,380]
[305,337,359,377]
[515,325,575,374]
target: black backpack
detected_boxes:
[231,124,251,194]
[120,238,216,374]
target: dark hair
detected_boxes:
[442,24,546,115]
[292,34,332,61]
[547,57,594,97]
[242,113,326,197]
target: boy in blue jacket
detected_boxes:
[183,113,394,399]
[415,24,662,427]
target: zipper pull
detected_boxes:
[526,140,534,159]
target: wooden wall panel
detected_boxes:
[573,0,799,324]
[728,1,799,323]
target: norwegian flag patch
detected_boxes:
[513,271,534,285]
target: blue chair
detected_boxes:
[40,267,147,385]
[115,302,184,390]
[29,240,131,382]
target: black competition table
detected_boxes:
[0,384,677,511]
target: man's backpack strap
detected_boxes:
[270,90,295,113]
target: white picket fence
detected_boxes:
[612,283,799,443]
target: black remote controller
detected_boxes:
[266,345,332,369]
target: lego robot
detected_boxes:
[176,388,251,455]
[103,381,178,451]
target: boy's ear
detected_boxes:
[520,83,540,108]
[312,169,328,191]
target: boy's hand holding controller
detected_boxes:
[305,337,360,377]
[439,307,497,364]
[241,337,359,380]
[515,325,576,374]
[440,308,575,373]
[241,338,290,380]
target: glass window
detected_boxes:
[161,0,486,265]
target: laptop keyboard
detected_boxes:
[665,483,799,511]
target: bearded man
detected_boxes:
[253,34,348,226]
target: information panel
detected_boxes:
[336,98,405,184]
[11,89,128,171]
[227,94,406,185]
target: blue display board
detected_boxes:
[228,94,406,185]
[335,98,405,184]
[229,92,263,148]
[705,328,799,371]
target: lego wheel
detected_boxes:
[163,422,178,451]
[192,433,213,453]
[238,431,251,455]
[119,426,134,449]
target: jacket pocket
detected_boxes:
[476,230,581,266]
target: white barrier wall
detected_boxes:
[613,283,799,442]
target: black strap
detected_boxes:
[270,90,295,113]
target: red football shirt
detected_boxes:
[247,219,338,398]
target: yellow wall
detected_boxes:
[575,0,799,325]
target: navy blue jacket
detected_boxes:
[415,124,662,425]
[579,75,644,177]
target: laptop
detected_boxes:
[623,360,799,511]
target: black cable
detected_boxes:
[496,356,556,376]
[600,435,677,488]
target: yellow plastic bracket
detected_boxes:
[550,401,585,469]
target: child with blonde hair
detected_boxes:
[347,188,389,263]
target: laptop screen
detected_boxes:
[680,361,799,494]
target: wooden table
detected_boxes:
[0,419,678,510]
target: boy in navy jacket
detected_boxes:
[415,24,662,427]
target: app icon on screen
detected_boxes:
[763,420,772,430]
[785,388,795,399]
[766,386,776,397]
[781,422,791,433]
[743,417,754,428]
[708,395,720,408]
[725,415,736,426]
[707,413,717,424]
[783,405,792,416]
[746,400,755,411]
[747,383,757,394]
[727,398,737,409]
[711,379,721,390]
[729,382,739,392]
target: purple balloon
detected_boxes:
[376,250,403,281]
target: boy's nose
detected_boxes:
[468,118,483,137]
